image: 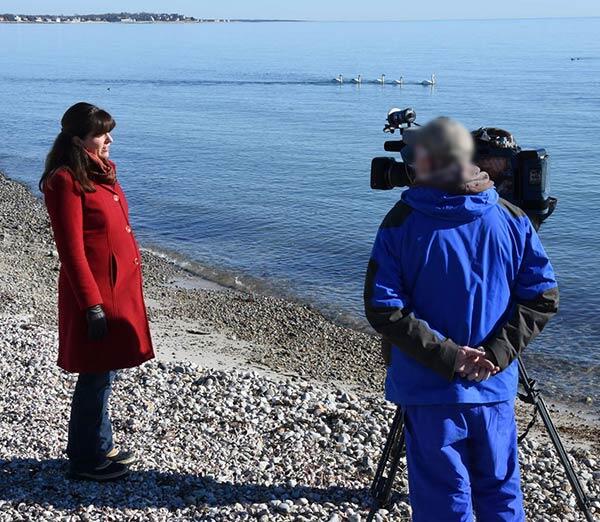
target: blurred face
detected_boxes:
[79,132,113,159]
[413,145,432,179]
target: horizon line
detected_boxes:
[320,15,600,22]
[2,14,599,22]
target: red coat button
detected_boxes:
[134,258,139,265]
[125,226,132,233]
[113,195,120,202]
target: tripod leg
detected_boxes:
[370,406,403,498]
[518,358,595,522]
[367,406,406,521]
[379,428,406,506]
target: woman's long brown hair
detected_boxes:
[39,102,116,193]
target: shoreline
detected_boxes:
[2,169,598,411]
[1,170,598,410]
[0,170,598,520]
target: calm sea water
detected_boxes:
[1,19,598,399]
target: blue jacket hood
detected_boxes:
[401,187,499,222]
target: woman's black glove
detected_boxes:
[86,304,108,341]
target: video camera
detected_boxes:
[370,108,557,227]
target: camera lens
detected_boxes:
[370,157,412,190]
[387,109,404,128]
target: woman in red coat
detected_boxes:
[40,102,154,481]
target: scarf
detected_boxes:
[413,163,494,195]
[84,149,117,185]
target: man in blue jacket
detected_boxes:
[364,117,558,521]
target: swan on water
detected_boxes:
[421,73,436,86]
[376,74,386,85]
[333,74,343,84]
[394,76,404,85]
[352,74,362,84]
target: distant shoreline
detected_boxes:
[0,19,305,25]
[1,16,596,25]
[0,21,305,24]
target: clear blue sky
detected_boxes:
[1,0,599,21]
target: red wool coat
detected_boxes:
[44,168,154,373]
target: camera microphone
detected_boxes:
[384,141,405,152]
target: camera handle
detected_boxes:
[366,356,596,522]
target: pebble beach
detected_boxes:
[0,171,598,521]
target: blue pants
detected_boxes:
[403,400,525,522]
[66,372,115,471]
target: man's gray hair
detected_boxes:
[411,117,475,168]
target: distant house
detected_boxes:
[35,17,43,22]
[14,15,21,22]
[55,17,61,23]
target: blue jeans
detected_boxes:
[66,371,115,471]
[403,400,525,522]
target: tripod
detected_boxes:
[366,357,596,522]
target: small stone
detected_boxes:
[338,433,351,444]
[276,502,291,514]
